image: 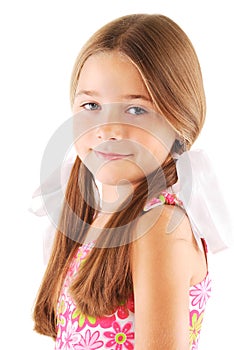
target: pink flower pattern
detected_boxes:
[104,321,134,349]
[55,191,211,349]
[116,295,134,320]
[190,273,212,309]
[143,190,183,211]
[60,320,81,350]
[75,330,103,349]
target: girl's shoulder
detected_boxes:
[136,190,195,245]
[132,190,207,287]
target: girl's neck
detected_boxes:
[84,181,135,243]
[99,181,134,214]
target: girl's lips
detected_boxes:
[94,150,132,161]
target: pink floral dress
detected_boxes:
[55,192,211,350]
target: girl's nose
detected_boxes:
[96,123,124,141]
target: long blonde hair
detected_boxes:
[33,14,206,338]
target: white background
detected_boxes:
[0,0,233,349]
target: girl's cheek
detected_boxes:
[75,135,95,164]
[74,140,85,158]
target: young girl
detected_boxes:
[32,14,230,349]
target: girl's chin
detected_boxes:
[94,173,146,187]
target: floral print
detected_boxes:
[116,296,134,320]
[55,191,211,349]
[190,273,211,309]
[75,330,104,349]
[104,321,134,349]
[143,190,183,211]
[189,275,211,347]
[189,310,204,346]
[60,320,81,350]
[72,309,97,331]
[71,307,116,332]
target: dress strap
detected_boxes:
[143,190,183,212]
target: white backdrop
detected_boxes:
[0,1,233,349]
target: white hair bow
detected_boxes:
[29,156,75,263]
[172,150,233,253]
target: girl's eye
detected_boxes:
[127,106,147,116]
[81,102,101,111]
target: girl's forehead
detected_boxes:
[76,51,151,100]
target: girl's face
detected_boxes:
[72,51,176,185]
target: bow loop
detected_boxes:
[172,150,233,253]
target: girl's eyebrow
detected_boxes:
[75,90,152,102]
[75,90,99,97]
[121,94,152,102]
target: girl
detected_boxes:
[32,14,229,349]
